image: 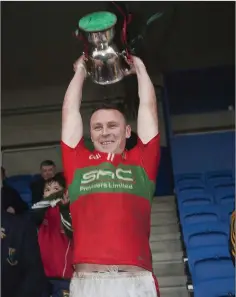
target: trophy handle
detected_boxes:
[81,52,91,77]
[74,29,89,59]
[120,51,134,76]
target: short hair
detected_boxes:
[44,172,66,189]
[90,100,127,122]
[40,160,55,168]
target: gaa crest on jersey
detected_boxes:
[89,153,101,160]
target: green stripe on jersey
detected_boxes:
[68,162,155,204]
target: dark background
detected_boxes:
[2,1,235,91]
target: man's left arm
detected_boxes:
[16,218,46,297]
[131,56,160,183]
[133,56,159,144]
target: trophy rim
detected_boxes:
[78,11,117,33]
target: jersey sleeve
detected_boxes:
[130,133,161,182]
[61,138,90,186]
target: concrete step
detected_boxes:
[151,224,179,235]
[151,203,176,212]
[150,232,181,242]
[151,215,178,226]
[159,286,189,297]
[153,196,175,204]
[152,251,183,263]
[150,239,182,253]
[152,196,188,296]
[150,212,178,222]
[153,261,185,277]
[156,275,187,288]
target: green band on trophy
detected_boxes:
[78,11,117,32]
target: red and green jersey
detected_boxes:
[61,134,160,271]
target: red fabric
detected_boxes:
[111,1,133,61]
[70,193,153,270]
[152,273,161,296]
[38,206,74,279]
[61,134,160,272]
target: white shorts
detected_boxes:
[70,271,159,297]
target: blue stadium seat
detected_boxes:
[175,173,204,183]
[20,192,32,207]
[6,175,33,193]
[188,245,235,284]
[182,222,229,249]
[194,277,235,297]
[175,179,205,192]
[178,192,214,208]
[6,174,32,184]
[175,173,204,189]
[214,184,235,205]
[205,170,233,181]
[177,186,207,195]
[8,183,31,194]
[19,187,31,194]
[206,170,233,189]
[179,205,221,226]
[221,204,235,223]
[208,177,233,190]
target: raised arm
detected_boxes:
[61,56,87,148]
[132,56,159,144]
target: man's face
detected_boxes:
[90,109,131,154]
[41,165,55,181]
[43,181,63,198]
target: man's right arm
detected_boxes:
[61,56,87,148]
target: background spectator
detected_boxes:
[31,173,73,297]
[30,160,56,205]
[1,166,28,215]
[229,209,235,265]
[1,210,46,297]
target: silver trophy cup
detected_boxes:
[77,11,132,85]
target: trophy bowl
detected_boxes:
[78,11,132,85]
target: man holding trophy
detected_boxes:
[61,11,161,297]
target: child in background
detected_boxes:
[32,173,73,297]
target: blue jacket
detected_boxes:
[1,211,46,297]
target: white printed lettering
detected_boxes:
[81,168,134,185]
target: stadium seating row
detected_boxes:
[175,170,235,297]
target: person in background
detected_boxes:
[1,210,46,297]
[30,160,56,205]
[1,166,28,215]
[229,209,235,265]
[31,173,73,297]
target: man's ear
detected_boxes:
[125,125,132,139]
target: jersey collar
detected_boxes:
[93,150,127,162]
